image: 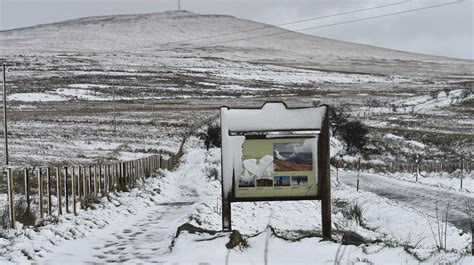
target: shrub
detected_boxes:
[329,106,351,136]
[81,194,101,210]
[204,124,221,150]
[339,120,368,154]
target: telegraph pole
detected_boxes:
[2,64,8,166]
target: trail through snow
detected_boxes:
[338,171,474,232]
[11,145,471,264]
[39,151,203,264]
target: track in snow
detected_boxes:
[39,150,203,264]
[338,171,474,232]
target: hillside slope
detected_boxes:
[1,10,472,78]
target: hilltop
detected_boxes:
[1,10,472,78]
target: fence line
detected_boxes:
[2,137,187,229]
[333,158,472,174]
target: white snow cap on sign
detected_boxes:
[222,102,323,131]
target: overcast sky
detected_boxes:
[0,0,472,59]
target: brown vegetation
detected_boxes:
[274,160,312,171]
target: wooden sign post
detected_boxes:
[220,102,331,238]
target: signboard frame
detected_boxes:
[220,101,331,238]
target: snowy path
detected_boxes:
[39,152,202,264]
[338,171,474,232]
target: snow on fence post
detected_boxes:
[6,168,15,228]
[46,167,52,215]
[24,168,30,210]
[38,168,44,219]
[56,166,62,215]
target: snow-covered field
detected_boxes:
[0,9,472,264]
[0,11,471,168]
[0,140,472,264]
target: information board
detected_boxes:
[234,137,318,198]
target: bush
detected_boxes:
[204,124,221,150]
[329,106,351,136]
[81,194,101,210]
[339,120,368,154]
[15,199,36,227]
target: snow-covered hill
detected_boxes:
[1,10,472,78]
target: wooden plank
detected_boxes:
[38,168,44,219]
[72,166,77,215]
[94,164,98,196]
[82,166,87,196]
[319,106,332,239]
[113,163,117,192]
[64,167,69,214]
[104,164,110,193]
[99,164,103,193]
[77,166,82,200]
[24,168,30,210]
[56,167,62,215]
[46,167,52,215]
[88,165,93,194]
[6,168,15,228]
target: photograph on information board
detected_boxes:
[235,137,318,199]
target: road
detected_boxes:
[338,170,474,232]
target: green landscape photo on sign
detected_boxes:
[235,137,318,199]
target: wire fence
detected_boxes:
[333,158,472,174]
[1,137,186,229]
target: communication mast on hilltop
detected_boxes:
[178,0,181,11]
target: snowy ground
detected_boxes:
[1,139,472,264]
[0,10,472,168]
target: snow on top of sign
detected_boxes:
[222,102,324,131]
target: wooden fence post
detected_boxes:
[56,167,62,215]
[99,164,103,193]
[356,157,361,191]
[72,166,77,215]
[38,168,44,219]
[460,155,464,189]
[93,164,98,196]
[64,167,69,213]
[82,166,87,196]
[7,168,15,228]
[320,106,331,239]
[24,168,30,210]
[113,163,117,192]
[77,165,82,201]
[46,167,52,215]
